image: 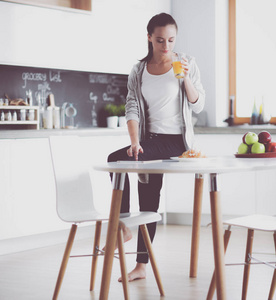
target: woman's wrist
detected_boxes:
[183,77,199,103]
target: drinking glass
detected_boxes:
[172,54,184,79]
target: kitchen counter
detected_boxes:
[0,127,129,139]
[1,125,276,139]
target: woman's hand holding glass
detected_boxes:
[172,54,189,79]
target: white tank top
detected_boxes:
[141,65,182,134]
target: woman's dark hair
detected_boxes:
[140,13,178,62]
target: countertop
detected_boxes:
[1,125,276,139]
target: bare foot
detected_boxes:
[119,221,133,245]
[118,263,146,282]
[102,221,132,251]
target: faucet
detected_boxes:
[61,102,68,128]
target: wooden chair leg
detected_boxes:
[90,221,102,291]
[268,231,276,300]
[140,224,165,296]
[53,224,78,300]
[117,227,130,300]
[190,174,204,278]
[206,228,231,300]
[268,270,276,300]
[100,187,124,300]
[242,229,254,300]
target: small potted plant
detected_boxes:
[104,103,119,128]
[117,104,126,127]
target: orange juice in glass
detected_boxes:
[172,54,184,79]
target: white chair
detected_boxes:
[207,214,276,300]
[48,136,164,300]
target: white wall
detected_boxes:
[0,0,229,126]
[171,0,228,126]
[0,0,170,74]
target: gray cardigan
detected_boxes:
[125,53,205,150]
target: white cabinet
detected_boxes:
[164,134,276,218]
[1,132,276,245]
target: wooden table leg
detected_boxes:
[189,173,204,278]
[209,173,227,300]
[99,172,125,300]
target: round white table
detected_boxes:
[94,156,276,300]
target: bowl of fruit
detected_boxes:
[235,131,276,158]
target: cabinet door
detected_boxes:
[0,140,13,240]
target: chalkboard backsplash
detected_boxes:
[0,64,128,128]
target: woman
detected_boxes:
[108,12,205,282]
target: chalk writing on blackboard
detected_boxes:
[106,85,120,95]
[102,93,115,102]
[37,82,51,105]
[89,74,110,84]
[49,71,62,83]
[89,92,98,103]
[91,105,97,127]
[22,72,47,88]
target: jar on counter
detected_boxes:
[12,111,17,121]
[27,109,35,121]
[5,110,12,121]
[0,111,4,121]
[20,109,26,121]
[53,106,60,129]
[43,106,53,129]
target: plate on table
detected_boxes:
[235,152,276,158]
[170,156,215,162]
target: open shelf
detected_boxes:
[2,0,92,13]
[0,106,39,130]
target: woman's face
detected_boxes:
[148,24,177,58]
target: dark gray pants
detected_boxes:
[108,133,185,263]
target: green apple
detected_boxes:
[245,132,258,145]
[238,143,249,154]
[251,142,265,154]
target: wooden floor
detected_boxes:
[0,224,274,300]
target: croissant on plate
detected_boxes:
[179,149,206,158]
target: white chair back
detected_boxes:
[49,136,96,222]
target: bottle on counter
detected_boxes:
[27,109,35,121]
[250,98,258,125]
[53,106,60,129]
[26,89,33,106]
[5,110,12,121]
[12,111,17,121]
[20,109,26,121]
[258,99,264,124]
[258,97,271,124]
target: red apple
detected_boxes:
[266,142,276,152]
[242,132,248,144]
[258,131,272,144]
